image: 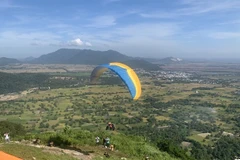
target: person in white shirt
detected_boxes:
[95,136,100,145]
[4,133,10,142]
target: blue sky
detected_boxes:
[0,0,240,59]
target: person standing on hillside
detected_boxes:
[95,136,100,145]
[103,137,106,147]
[4,133,10,142]
[105,137,110,148]
[112,123,115,131]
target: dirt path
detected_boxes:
[7,141,94,160]
[0,88,37,101]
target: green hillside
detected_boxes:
[0,122,179,160]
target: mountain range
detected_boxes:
[30,49,131,65]
[0,49,184,70]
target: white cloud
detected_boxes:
[74,22,183,57]
[85,42,92,46]
[68,38,84,46]
[0,31,92,49]
[68,22,181,54]
[74,22,181,53]
[65,38,92,47]
[49,38,92,47]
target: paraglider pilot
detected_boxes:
[106,122,115,131]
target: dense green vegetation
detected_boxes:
[0,72,49,94]
[28,127,179,159]
[1,64,240,160]
[0,121,26,138]
[0,72,91,94]
[0,122,177,160]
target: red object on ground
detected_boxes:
[0,151,23,160]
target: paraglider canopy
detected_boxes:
[90,62,142,100]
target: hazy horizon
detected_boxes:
[0,0,240,59]
[2,48,240,63]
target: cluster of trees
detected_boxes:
[189,136,240,160]
[121,119,240,160]
[0,72,49,94]
[157,139,194,160]
[187,120,218,133]
[0,72,91,94]
[1,73,240,160]
[0,121,26,138]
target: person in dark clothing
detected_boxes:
[106,125,109,130]
[106,122,116,131]
[103,138,106,147]
[112,123,115,131]
[106,122,111,130]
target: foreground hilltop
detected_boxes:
[0,121,179,160]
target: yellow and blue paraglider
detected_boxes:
[90,62,141,100]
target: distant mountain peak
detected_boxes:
[31,48,132,64]
[29,48,159,70]
[0,57,20,66]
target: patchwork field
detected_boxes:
[0,62,240,160]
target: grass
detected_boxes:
[0,82,233,133]
[0,128,180,160]
[1,72,239,150]
[188,134,205,142]
[0,143,78,160]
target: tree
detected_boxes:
[157,139,195,160]
[0,121,26,138]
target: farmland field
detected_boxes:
[1,63,240,159]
